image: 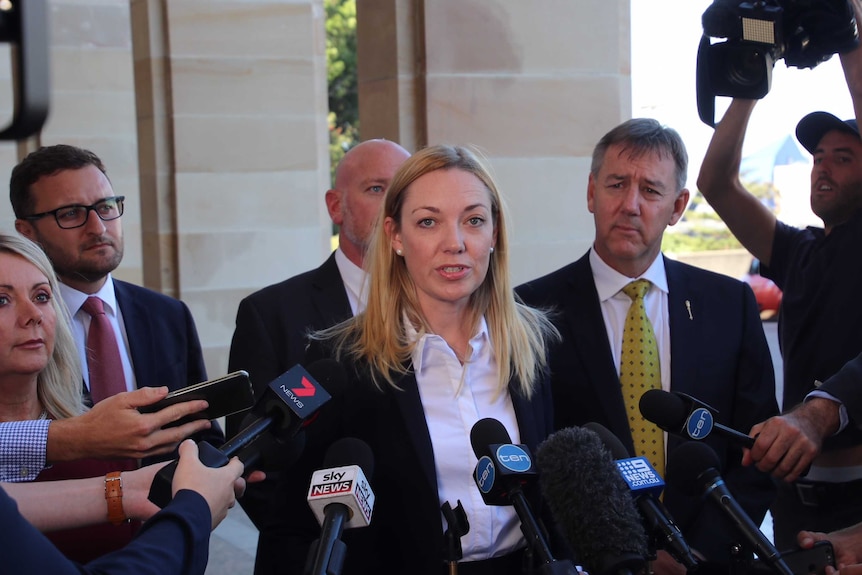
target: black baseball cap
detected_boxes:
[796,111,860,155]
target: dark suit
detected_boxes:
[1,487,211,575]
[67,279,220,463]
[819,352,862,442]
[517,251,778,565]
[253,350,555,575]
[226,253,353,569]
[114,279,208,392]
[110,279,222,453]
[227,252,352,427]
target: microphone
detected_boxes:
[639,389,755,448]
[305,437,375,575]
[470,418,577,573]
[535,426,648,575]
[665,441,792,575]
[148,360,347,507]
[583,422,698,570]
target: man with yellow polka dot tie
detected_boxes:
[620,278,664,473]
[517,118,778,575]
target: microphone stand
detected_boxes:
[442,501,469,575]
[305,504,349,575]
[509,490,581,575]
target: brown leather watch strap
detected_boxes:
[105,471,128,525]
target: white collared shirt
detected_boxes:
[334,248,369,315]
[409,317,524,561]
[589,248,671,394]
[59,275,136,394]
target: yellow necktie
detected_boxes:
[620,279,665,473]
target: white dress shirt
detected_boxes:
[589,248,671,393]
[409,317,524,560]
[334,248,369,315]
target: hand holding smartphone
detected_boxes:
[781,541,836,575]
[138,371,255,427]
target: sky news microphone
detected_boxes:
[469,418,577,572]
[536,426,647,575]
[639,389,755,448]
[666,441,792,575]
[305,437,375,575]
[148,360,347,508]
[583,422,698,570]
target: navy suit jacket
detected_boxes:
[252,350,556,575]
[0,487,211,575]
[819,352,862,444]
[517,252,778,564]
[226,253,353,566]
[112,279,222,453]
[114,279,208,391]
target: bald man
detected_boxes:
[226,139,410,574]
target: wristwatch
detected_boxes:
[105,471,129,525]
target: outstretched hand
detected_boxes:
[798,527,862,574]
[48,387,213,462]
[172,439,246,529]
[742,398,840,482]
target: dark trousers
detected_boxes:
[771,479,862,550]
[456,548,528,575]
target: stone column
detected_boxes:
[130,0,332,374]
[0,1,143,283]
[357,0,631,284]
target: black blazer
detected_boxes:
[517,252,778,564]
[227,252,352,433]
[251,346,555,575]
[226,253,354,563]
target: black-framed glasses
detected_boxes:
[24,196,125,229]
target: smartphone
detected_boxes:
[138,370,255,427]
[780,541,836,575]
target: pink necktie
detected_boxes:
[82,297,126,403]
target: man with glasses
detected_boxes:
[9,144,217,431]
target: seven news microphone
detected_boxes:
[148,359,346,508]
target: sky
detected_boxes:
[631,0,856,191]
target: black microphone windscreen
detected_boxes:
[469,417,512,459]
[305,358,349,399]
[584,422,632,460]
[665,441,722,497]
[536,426,648,575]
[639,389,688,430]
[323,437,375,478]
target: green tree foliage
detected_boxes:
[326,0,358,185]
[662,182,776,254]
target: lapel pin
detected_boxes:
[685,300,693,320]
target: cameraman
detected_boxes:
[697,0,862,549]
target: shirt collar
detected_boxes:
[589,247,668,302]
[334,247,369,310]
[59,274,118,316]
[408,315,491,372]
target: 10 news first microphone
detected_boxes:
[143,358,796,575]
